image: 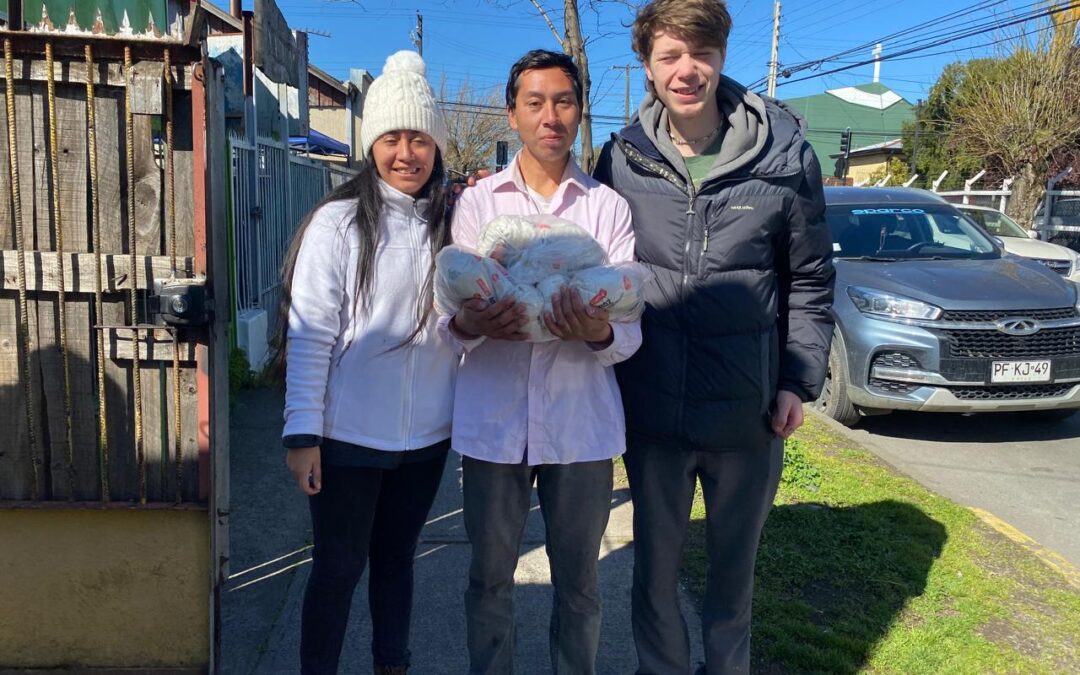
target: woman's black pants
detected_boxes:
[299,450,448,674]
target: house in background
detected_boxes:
[831,137,905,185]
[783,82,914,178]
[302,62,373,166]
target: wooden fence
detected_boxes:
[0,36,205,504]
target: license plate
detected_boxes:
[990,360,1051,383]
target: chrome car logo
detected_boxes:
[995,317,1041,336]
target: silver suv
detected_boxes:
[814,187,1080,426]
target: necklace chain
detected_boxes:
[669,124,720,146]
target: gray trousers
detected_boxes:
[462,454,614,675]
[624,434,784,675]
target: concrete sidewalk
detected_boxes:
[221,387,703,674]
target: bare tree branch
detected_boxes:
[440,77,511,177]
[528,0,568,50]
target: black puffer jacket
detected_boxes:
[593,77,835,450]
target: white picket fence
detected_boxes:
[868,168,1076,233]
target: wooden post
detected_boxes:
[192,49,231,671]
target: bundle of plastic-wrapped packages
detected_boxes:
[435,214,651,342]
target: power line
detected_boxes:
[749,0,1079,90]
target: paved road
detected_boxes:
[222,387,704,674]
[831,409,1080,567]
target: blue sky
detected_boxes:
[240,0,1061,139]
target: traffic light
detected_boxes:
[839,128,852,158]
[496,141,509,171]
[836,127,852,180]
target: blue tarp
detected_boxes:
[289,128,350,156]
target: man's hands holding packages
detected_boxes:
[452,297,530,341]
[544,286,613,346]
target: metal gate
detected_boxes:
[0,28,230,671]
[229,136,354,317]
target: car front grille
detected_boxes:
[942,326,1080,358]
[938,307,1079,322]
[948,383,1075,400]
[1032,258,1071,275]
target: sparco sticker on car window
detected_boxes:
[851,208,926,215]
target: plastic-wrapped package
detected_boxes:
[478,214,606,285]
[536,275,569,336]
[502,283,553,342]
[568,262,651,321]
[434,218,650,342]
[434,245,513,315]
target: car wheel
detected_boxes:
[1014,408,1077,423]
[813,340,862,427]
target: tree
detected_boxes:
[951,42,1080,225]
[440,78,511,178]
[902,12,1080,225]
[900,62,984,191]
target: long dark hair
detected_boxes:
[270,151,451,379]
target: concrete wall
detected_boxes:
[0,508,210,669]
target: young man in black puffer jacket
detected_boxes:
[593,1,835,673]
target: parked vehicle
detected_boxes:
[1033,197,1080,252]
[814,187,1080,426]
[956,204,1080,283]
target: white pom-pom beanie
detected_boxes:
[360,50,448,157]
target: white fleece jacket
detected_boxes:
[283,180,457,450]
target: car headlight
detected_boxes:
[847,286,943,320]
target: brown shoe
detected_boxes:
[374,665,408,675]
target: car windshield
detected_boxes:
[826,205,999,260]
[961,208,1028,238]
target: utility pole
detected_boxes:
[910,98,923,177]
[767,0,781,98]
[411,11,423,56]
[611,64,636,125]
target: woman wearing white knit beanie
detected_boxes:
[275,50,455,675]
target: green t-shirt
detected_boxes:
[683,136,724,189]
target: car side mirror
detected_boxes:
[1027,229,1040,239]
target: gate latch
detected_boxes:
[150,278,213,327]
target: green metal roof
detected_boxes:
[1,1,168,36]
[782,82,915,176]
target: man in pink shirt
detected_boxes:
[439,50,641,674]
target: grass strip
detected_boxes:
[683,414,1080,674]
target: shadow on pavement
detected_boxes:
[856,409,1079,443]
[687,499,946,675]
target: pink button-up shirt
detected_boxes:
[438,154,642,465]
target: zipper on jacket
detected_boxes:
[682,186,698,293]
[404,202,423,449]
[616,138,701,296]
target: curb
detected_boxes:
[969,506,1080,590]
